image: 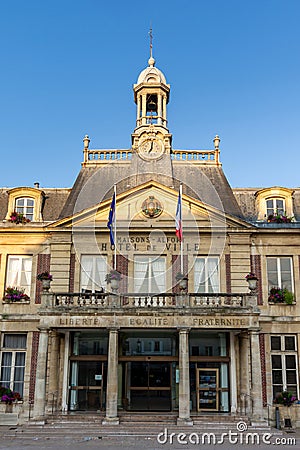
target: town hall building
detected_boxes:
[0,49,300,428]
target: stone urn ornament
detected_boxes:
[176,273,188,292]
[245,273,258,292]
[105,270,122,293]
[37,271,53,292]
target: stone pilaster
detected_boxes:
[103,328,119,425]
[177,328,193,426]
[250,330,264,423]
[239,332,251,415]
[46,331,60,414]
[33,326,49,420]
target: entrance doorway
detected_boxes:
[125,362,171,411]
[69,361,107,411]
[196,368,219,411]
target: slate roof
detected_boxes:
[59,158,244,220]
[1,165,299,224]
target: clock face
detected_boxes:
[138,138,164,160]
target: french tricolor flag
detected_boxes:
[175,190,183,242]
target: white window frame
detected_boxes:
[15,197,35,221]
[266,198,285,217]
[194,257,220,293]
[134,255,166,293]
[6,255,33,296]
[0,334,27,397]
[267,256,294,292]
[270,335,298,399]
[80,255,107,292]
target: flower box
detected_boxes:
[3,287,29,303]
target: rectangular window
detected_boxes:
[15,197,35,221]
[267,257,293,292]
[270,335,298,399]
[266,198,285,217]
[134,256,166,293]
[194,257,219,293]
[80,255,107,292]
[0,334,27,397]
[6,255,32,296]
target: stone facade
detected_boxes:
[0,53,300,428]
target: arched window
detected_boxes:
[15,197,35,221]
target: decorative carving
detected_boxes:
[141,195,163,218]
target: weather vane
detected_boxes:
[149,26,153,58]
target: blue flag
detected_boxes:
[107,192,116,246]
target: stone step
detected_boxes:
[4,425,283,443]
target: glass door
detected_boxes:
[127,362,171,411]
[69,361,106,411]
[196,368,219,411]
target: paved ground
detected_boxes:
[0,425,299,450]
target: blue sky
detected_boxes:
[1,0,299,188]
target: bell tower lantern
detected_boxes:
[133,55,170,131]
[132,34,172,158]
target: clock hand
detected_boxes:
[149,141,153,153]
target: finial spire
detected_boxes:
[149,26,153,58]
[148,26,155,67]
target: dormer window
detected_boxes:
[266,198,285,217]
[15,197,35,221]
[6,187,44,222]
[255,187,294,221]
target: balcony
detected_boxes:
[41,292,257,310]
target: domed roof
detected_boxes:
[137,57,167,85]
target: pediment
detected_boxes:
[51,180,253,230]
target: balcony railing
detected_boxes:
[82,149,221,165]
[50,292,252,309]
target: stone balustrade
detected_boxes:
[84,149,132,163]
[50,292,249,309]
[171,149,220,164]
[82,149,220,165]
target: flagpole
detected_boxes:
[180,183,183,274]
[113,183,117,270]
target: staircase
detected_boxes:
[1,412,283,445]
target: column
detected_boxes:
[250,330,263,422]
[136,95,141,126]
[177,328,193,425]
[157,93,162,124]
[47,331,60,414]
[239,332,250,415]
[162,95,167,126]
[33,326,49,419]
[103,328,119,425]
[141,95,147,125]
[229,332,237,413]
[61,332,70,412]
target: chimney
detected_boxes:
[34,182,40,189]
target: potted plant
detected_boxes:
[176,272,188,292]
[283,289,295,304]
[267,212,294,223]
[3,286,29,302]
[9,211,30,224]
[245,273,258,291]
[0,386,22,404]
[274,391,297,407]
[105,270,122,292]
[268,287,294,304]
[37,271,53,292]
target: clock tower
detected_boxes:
[131,43,172,162]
